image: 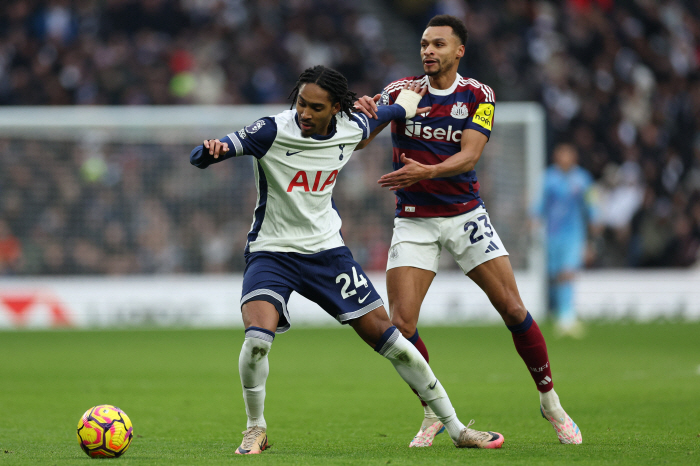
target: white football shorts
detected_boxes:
[386,206,509,274]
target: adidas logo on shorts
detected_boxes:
[484,241,499,253]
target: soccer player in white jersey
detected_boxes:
[189,66,505,455]
[354,15,582,447]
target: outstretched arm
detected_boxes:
[191,116,277,168]
[190,137,233,169]
[354,121,390,151]
[378,128,488,190]
[354,82,430,151]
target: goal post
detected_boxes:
[481,102,547,318]
[0,102,547,327]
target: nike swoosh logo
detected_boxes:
[358,292,371,304]
[428,380,437,390]
[286,150,302,156]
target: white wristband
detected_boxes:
[395,89,422,119]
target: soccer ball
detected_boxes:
[76,405,133,458]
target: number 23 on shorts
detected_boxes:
[464,214,494,244]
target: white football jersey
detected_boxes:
[226,110,373,255]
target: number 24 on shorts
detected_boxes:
[335,267,368,299]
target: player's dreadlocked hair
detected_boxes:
[426,14,468,46]
[288,65,357,118]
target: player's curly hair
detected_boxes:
[426,14,468,46]
[288,65,357,118]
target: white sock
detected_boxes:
[377,328,466,441]
[420,405,439,429]
[239,327,274,429]
[540,388,566,422]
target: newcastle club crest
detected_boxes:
[450,102,469,119]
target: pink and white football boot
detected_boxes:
[409,419,445,447]
[540,406,582,444]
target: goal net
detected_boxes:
[0,103,546,322]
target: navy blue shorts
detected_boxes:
[241,247,384,333]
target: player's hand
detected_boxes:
[354,94,381,119]
[395,81,430,118]
[203,139,229,159]
[354,82,430,119]
[378,153,434,190]
[403,81,431,115]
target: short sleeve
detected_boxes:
[465,84,495,139]
[350,105,406,139]
[227,117,278,159]
[350,113,371,140]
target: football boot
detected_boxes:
[235,426,269,455]
[409,419,445,447]
[453,419,504,449]
[540,406,582,444]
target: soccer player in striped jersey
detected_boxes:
[355,15,582,447]
[190,66,504,454]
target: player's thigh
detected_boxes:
[467,255,526,325]
[386,217,442,273]
[386,266,435,330]
[441,207,509,275]
[386,217,440,333]
[298,247,385,326]
[443,211,522,322]
[242,300,280,333]
[241,252,297,333]
[548,237,584,280]
[547,241,566,278]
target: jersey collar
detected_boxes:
[294,112,338,140]
[427,73,461,96]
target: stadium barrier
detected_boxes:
[0,103,552,329]
[1,270,698,329]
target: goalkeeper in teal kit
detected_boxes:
[533,143,599,337]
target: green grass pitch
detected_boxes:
[1,321,698,465]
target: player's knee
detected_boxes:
[498,299,527,325]
[241,300,279,331]
[389,302,419,337]
[390,314,416,338]
[349,307,393,346]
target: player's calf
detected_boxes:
[373,325,505,449]
[238,326,274,433]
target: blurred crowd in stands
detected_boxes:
[406,0,700,269]
[0,137,397,275]
[1,0,700,274]
[0,0,398,105]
